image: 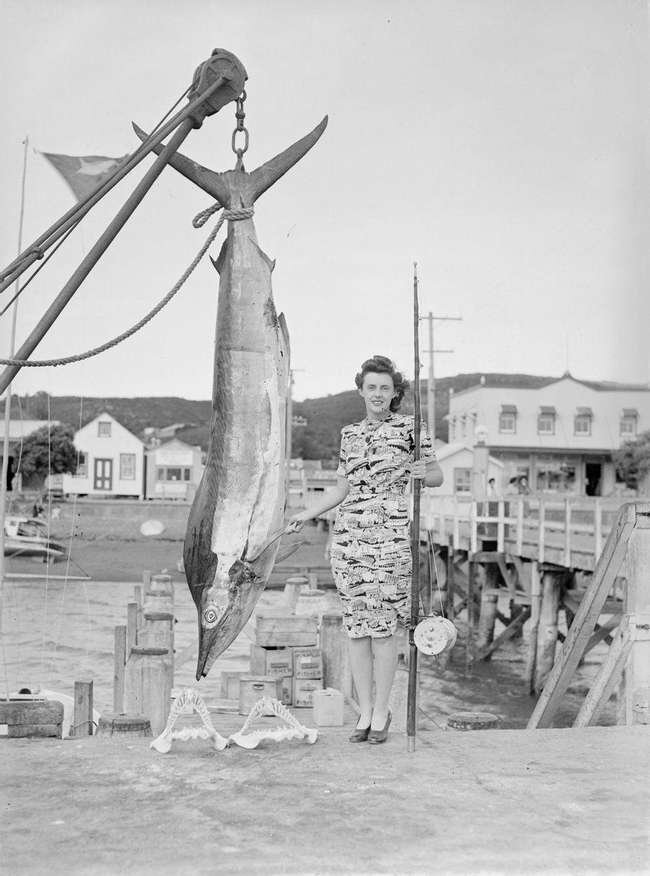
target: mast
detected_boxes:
[0,136,29,699]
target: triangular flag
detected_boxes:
[41,152,129,201]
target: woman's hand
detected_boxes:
[285,510,311,534]
[410,460,428,481]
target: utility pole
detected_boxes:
[420,311,462,442]
[285,368,305,498]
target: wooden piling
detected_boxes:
[283,575,307,613]
[465,559,476,671]
[127,601,138,653]
[125,646,171,737]
[534,568,562,693]
[476,589,499,656]
[113,624,127,714]
[320,613,346,691]
[133,584,143,630]
[71,680,94,737]
[524,562,541,694]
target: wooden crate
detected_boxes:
[255,614,318,648]
[292,677,323,708]
[250,644,293,677]
[292,647,324,679]
[0,699,64,738]
[220,670,249,700]
[238,676,284,715]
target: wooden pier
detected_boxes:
[419,493,650,727]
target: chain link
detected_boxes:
[231,89,249,163]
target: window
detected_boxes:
[76,451,87,477]
[453,468,472,494]
[574,416,591,435]
[537,407,556,435]
[119,453,136,480]
[499,413,516,434]
[620,409,638,437]
[97,421,111,438]
[157,466,186,482]
[574,407,592,436]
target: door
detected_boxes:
[94,458,113,491]
[585,462,602,497]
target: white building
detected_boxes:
[144,438,203,501]
[446,374,649,496]
[62,412,145,499]
[428,443,504,496]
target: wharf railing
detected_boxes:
[421,492,628,571]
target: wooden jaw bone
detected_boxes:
[150,688,228,753]
[229,697,319,749]
[150,689,318,753]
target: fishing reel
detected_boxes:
[414,615,457,656]
[188,48,248,126]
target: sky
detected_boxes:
[0,0,648,405]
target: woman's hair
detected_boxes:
[354,355,408,412]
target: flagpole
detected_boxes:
[407,261,421,752]
[0,117,197,395]
[0,135,29,699]
[0,70,233,292]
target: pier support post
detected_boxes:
[113,625,127,714]
[476,590,499,656]
[125,646,171,736]
[534,568,562,694]
[524,562,541,694]
[320,613,346,692]
[71,679,94,737]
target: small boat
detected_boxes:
[3,515,66,561]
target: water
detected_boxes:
[0,577,287,713]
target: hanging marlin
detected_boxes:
[134,115,327,679]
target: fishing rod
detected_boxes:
[407,261,421,752]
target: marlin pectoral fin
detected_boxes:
[132,122,229,206]
[249,116,328,202]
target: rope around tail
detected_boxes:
[0,205,251,368]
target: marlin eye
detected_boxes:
[202,604,222,628]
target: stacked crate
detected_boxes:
[239,613,324,711]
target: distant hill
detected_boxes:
[3,371,638,460]
[291,372,557,460]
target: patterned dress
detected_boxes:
[330,413,435,638]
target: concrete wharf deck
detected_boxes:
[2,720,648,874]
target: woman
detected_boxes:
[287,355,443,743]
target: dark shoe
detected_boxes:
[367,711,392,745]
[349,726,370,743]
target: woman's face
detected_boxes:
[359,371,396,417]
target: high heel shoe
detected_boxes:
[348,725,371,743]
[367,711,391,744]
